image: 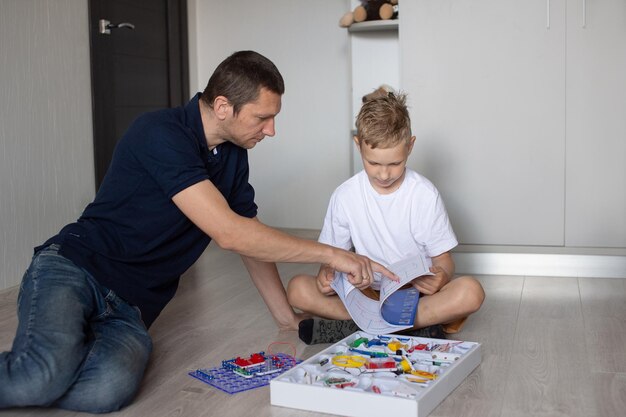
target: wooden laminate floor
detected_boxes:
[1,230,625,417]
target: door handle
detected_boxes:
[99,19,135,35]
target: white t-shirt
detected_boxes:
[319,169,458,287]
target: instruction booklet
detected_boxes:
[330,253,434,334]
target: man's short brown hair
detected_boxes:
[201,51,284,115]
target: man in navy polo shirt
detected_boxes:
[0,51,394,413]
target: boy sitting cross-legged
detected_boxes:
[287,91,485,344]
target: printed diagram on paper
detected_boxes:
[330,253,434,334]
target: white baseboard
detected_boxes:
[454,253,626,278]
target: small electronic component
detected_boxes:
[324,377,356,389]
[367,338,385,347]
[348,347,388,357]
[387,340,407,352]
[350,337,369,348]
[222,352,284,378]
[364,357,397,372]
[331,355,368,368]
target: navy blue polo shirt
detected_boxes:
[40,93,257,327]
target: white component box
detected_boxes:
[271,331,480,417]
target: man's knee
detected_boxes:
[73,378,139,413]
[0,363,74,408]
[54,357,147,413]
[57,383,138,413]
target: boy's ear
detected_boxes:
[213,96,232,120]
[407,136,416,154]
[353,135,361,149]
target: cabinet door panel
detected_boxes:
[565,0,626,247]
[402,0,566,245]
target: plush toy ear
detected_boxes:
[379,3,398,20]
[353,5,367,23]
[339,11,354,27]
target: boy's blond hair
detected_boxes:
[355,91,412,149]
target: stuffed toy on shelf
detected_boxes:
[339,0,398,28]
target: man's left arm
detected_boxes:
[411,251,455,295]
[240,254,307,331]
[239,218,307,331]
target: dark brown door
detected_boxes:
[88,0,188,189]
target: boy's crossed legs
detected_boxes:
[287,272,484,344]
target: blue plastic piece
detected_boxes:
[367,338,385,347]
[188,353,300,394]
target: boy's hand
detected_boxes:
[410,265,450,295]
[346,271,373,290]
[316,265,337,295]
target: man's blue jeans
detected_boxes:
[0,244,152,413]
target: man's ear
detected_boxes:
[213,96,232,120]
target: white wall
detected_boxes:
[188,0,353,229]
[0,0,95,291]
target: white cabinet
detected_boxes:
[402,0,566,246]
[402,0,625,248]
[565,0,626,247]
